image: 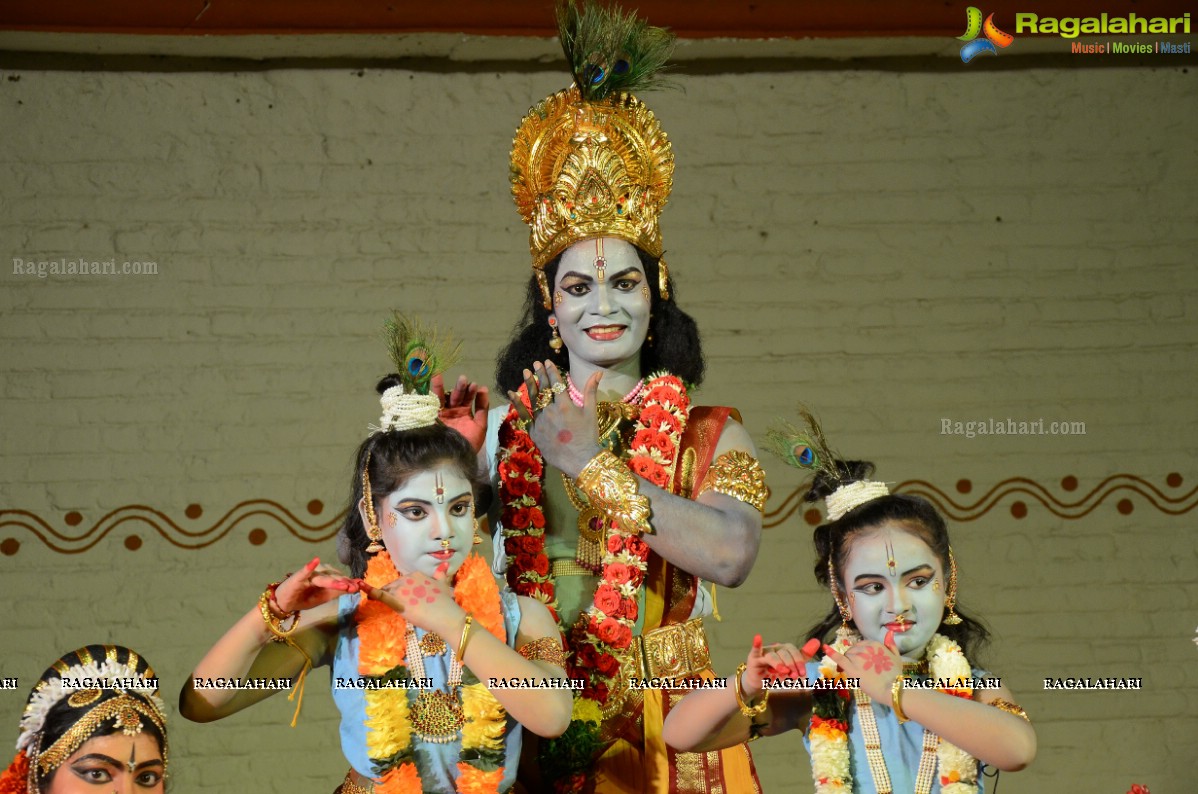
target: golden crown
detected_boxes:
[510,84,674,274]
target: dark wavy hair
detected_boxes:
[339,374,487,578]
[803,461,990,663]
[494,247,705,394]
[30,645,167,791]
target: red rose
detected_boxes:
[506,475,530,497]
[515,552,537,572]
[575,641,597,665]
[604,562,633,585]
[531,555,550,576]
[594,652,619,675]
[533,582,555,601]
[527,507,546,528]
[651,431,674,455]
[649,467,671,489]
[630,457,659,480]
[504,538,522,556]
[520,535,544,554]
[506,506,530,528]
[632,429,658,450]
[619,597,639,621]
[596,617,624,645]
[593,584,622,614]
[590,680,610,705]
[624,535,648,558]
[612,623,633,649]
[606,534,624,554]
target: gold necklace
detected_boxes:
[854,688,939,794]
[404,627,465,744]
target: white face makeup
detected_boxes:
[49,732,164,793]
[553,236,651,370]
[841,523,946,658]
[376,463,474,579]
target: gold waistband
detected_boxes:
[622,617,711,680]
[336,769,373,794]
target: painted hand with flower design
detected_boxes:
[822,630,903,703]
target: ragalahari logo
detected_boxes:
[958,7,1015,62]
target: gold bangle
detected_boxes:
[456,614,475,663]
[575,450,653,536]
[891,676,910,723]
[698,450,770,512]
[989,697,1030,722]
[733,662,768,718]
[259,582,299,642]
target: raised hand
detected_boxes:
[823,629,902,701]
[362,567,467,639]
[274,557,361,613]
[432,373,490,453]
[741,635,819,698]
[507,360,602,478]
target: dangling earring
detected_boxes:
[646,314,654,346]
[828,558,853,641]
[472,516,483,545]
[943,546,962,625]
[361,452,384,554]
[548,316,563,353]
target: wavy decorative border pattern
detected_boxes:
[0,500,345,555]
[1,474,1192,554]
[764,473,1194,528]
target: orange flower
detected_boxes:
[358,553,407,675]
[456,763,505,793]
[454,554,504,640]
[0,750,30,794]
[376,761,421,794]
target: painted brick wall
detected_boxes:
[1,58,1195,793]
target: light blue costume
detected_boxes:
[801,662,986,794]
[332,589,524,792]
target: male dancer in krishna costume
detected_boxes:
[486,3,768,791]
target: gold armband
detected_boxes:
[576,450,652,535]
[518,636,569,669]
[259,582,300,642]
[734,662,769,718]
[989,698,1030,722]
[698,451,770,512]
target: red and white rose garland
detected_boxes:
[498,372,690,791]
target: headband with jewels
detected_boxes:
[766,407,890,521]
[510,0,676,309]
[12,645,168,781]
[368,313,462,434]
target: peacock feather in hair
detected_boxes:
[765,407,843,482]
[556,0,676,102]
[381,313,462,396]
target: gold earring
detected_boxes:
[828,558,852,626]
[943,547,962,625]
[472,516,483,545]
[548,316,563,352]
[362,453,384,554]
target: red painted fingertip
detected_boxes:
[753,633,763,651]
[823,644,837,656]
[434,562,450,579]
[305,556,320,572]
[801,638,821,658]
[884,629,897,652]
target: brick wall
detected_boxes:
[1,57,1195,793]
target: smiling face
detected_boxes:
[372,462,474,579]
[47,732,165,793]
[841,522,946,659]
[553,236,651,370]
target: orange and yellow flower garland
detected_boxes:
[358,551,508,793]
[498,372,690,791]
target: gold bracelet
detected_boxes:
[698,450,770,512]
[575,450,653,535]
[259,582,300,642]
[891,676,910,723]
[733,662,769,718]
[989,697,1030,722]
[456,614,475,663]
